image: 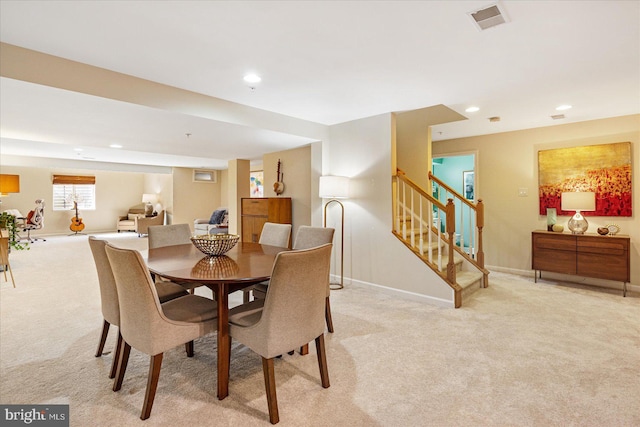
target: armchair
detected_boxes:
[117,204,164,237]
[194,207,229,235]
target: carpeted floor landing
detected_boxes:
[1,232,638,426]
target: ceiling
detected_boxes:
[1,1,638,170]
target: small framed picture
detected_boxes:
[463,170,474,201]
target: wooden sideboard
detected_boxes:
[531,230,631,296]
[241,198,292,245]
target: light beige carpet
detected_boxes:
[1,233,638,426]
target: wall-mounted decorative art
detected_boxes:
[538,141,632,216]
[250,171,264,198]
[463,170,474,200]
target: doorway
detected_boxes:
[431,152,477,252]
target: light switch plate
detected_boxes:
[518,187,528,197]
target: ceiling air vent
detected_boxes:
[468,4,509,31]
[551,114,566,120]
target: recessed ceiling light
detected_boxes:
[109,144,122,148]
[556,104,572,111]
[465,106,480,113]
[243,74,262,84]
[73,148,83,152]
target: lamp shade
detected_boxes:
[142,193,158,204]
[319,176,349,199]
[0,174,20,195]
[561,192,595,212]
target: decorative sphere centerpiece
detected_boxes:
[190,234,239,256]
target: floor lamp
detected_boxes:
[319,175,349,290]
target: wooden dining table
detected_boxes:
[145,241,287,400]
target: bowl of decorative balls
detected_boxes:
[190,234,239,256]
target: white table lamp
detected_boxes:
[142,193,158,216]
[561,191,595,234]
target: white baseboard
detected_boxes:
[331,274,455,308]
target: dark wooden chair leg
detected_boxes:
[300,344,309,355]
[141,353,163,420]
[95,319,110,357]
[109,331,123,379]
[262,357,279,424]
[113,341,131,392]
[185,340,194,357]
[325,297,334,333]
[315,334,330,388]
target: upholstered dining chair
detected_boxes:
[148,224,205,296]
[105,244,218,420]
[228,243,332,424]
[254,226,336,333]
[88,236,189,380]
[243,222,292,303]
[0,231,15,288]
[259,222,292,248]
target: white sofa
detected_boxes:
[194,207,229,235]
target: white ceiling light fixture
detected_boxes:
[243,73,262,91]
[109,144,122,148]
[468,3,509,31]
[243,73,262,84]
[556,104,572,111]
[465,106,480,113]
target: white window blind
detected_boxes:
[52,184,96,211]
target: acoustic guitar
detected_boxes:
[70,201,85,233]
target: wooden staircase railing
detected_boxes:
[392,169,489,308]
[428,171,488,287]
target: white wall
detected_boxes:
[263,145,311,237]
[327,113,454,306]
[172,167,224,229]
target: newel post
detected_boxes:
[476,199,485,269]
[445,199,456,285]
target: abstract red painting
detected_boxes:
[538,142,632,216]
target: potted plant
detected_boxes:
[0,212,29,251]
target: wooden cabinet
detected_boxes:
[241,198,292,244]
[531,230,630,296]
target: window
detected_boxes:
[52,175,96,211]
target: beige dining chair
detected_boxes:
[0,233,15,288]
[228,243,332,424]
[243,222,292,302]
[88,236,189,379]
[259,222,292,248]
[148,224,204,296]
[105,244,218,420]
[254,226,336,334]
